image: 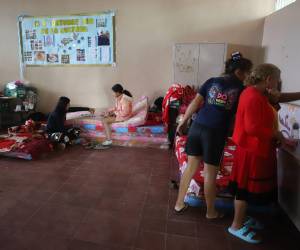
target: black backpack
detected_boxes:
[149,97,164,112]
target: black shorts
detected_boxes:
[185,122,227,166]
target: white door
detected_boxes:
[198,43,226,86]
[173,43,199,86]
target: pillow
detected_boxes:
[113,103,148,128]
[132,96,148,116]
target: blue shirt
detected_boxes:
[195,75,245,130]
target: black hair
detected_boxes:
[123,90,133,97]
[224,52,253,75]
[54,96,70,114]
[112,83,133,97]
[112,83,123,93]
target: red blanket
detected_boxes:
[14,137,53,159]
[162,84,196,126]
[0,122,53,160]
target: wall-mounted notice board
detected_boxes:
[18,11,115,66]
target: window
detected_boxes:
[275,0,296,10]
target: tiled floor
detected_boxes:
[0,146,299,250]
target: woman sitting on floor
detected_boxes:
[101,83,133,146]
[47,96,81,149]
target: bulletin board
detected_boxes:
[18,11,115,66]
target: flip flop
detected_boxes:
[83,142,96,149]
[244,216,264,230]
[93,144,110,150]
[228,226,262,244]
[174,203,189,214]
[84,144,94,149]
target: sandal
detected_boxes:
[228,226,262,244]
[84,144,94,149]
[83,142,95,149]
[244,216,264,230]
[93,144,110,150]
[174,203,189,214]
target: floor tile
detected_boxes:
[167,220,197,237]
[0,147,299,250]
[140,217,166,233]
[142,204,168,219]
[134,230,165,250]
[166,234,198,250]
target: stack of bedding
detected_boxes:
[175,135,236,202]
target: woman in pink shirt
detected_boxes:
[102,84,133,146]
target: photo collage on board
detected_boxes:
[21,13,113,65]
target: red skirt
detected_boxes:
[228,145,277,205]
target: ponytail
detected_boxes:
[224,52,253,75]
[123,89,132,97]
[112,83,132,97]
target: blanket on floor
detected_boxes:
[0,122,53,160]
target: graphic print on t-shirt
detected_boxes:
[207,84,239,110]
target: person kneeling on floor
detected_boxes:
[47,96,80,150]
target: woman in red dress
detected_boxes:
[227,64,289,244]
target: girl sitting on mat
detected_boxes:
[101,83,133,146]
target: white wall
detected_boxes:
[263,0,300,99]
[263,1,300,231]
[0,0,275,112]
